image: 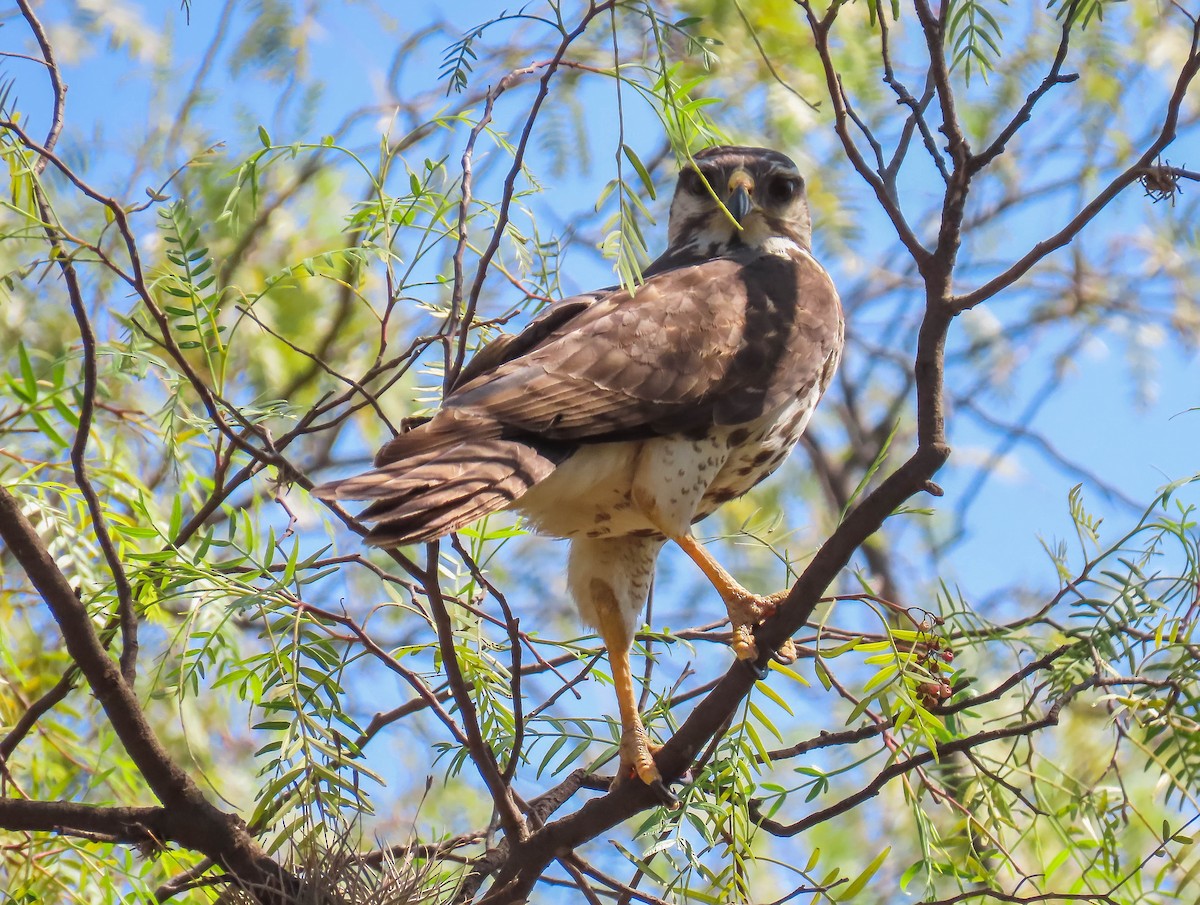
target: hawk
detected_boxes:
[316,146,843,799]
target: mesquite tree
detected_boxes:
[0,1,1198,903]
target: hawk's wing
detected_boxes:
[323,248,842,545]
[445,231,717,393]
[444,292,603,394]
[438,250,841,443]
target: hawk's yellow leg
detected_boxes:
[673,534,798,664]
[591,582,662,788]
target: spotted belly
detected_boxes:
[695,382,822,520]
[515,383,822,541]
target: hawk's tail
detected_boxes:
[312,438,559,547]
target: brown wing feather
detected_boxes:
[429,227,718,400]
[446,292,602,393]
[313,436,565,546]
[442,249,841,441]
[313,245,841,546]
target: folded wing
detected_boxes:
[313,249,841,546]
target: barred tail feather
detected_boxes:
[313,438,560,546]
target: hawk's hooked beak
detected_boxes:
[727,169,755,224]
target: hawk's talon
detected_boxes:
[730,622,759,660]
[649,778,679,808]
[743,656,770,680]
[615,726,663,787]
[774,636,798,664]
[727,588,793,663]
[612,738,680,809]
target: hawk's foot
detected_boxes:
[727,588,792,662]
[730,622,758,661]
[775,636,798,664]
[616,725,660,786]
[613,728,678,808]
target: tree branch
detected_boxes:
[750,677,1097,836]
[418,547,528,844]
[0,486,308,905]
[796,0,931,266]
[446,1,617,390]
[954,12,1200,311]
[969,15,1078,173]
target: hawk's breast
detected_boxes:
[696,378,827,519]
[514,378,831,541]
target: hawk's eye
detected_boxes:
[679,167,714,196]
[767,175,800,203]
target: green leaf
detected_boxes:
[112,523,159,540]
[840,419,899,522]
[743,717,771,762]
[31,411,67,447]
[767,661,810,687]
[168,493,183,541]
[814,658,832,691]
[824,636,864,657]
[556,737,592,775]
[748,699,784,742]
[836,846,890,899]
[845,694,876,726]
[622,144,656,200]
[48,393,78,429]
[17,340,36,401]
[854,639,892,652]
[257,125,271,148]
[536,733,568,778]
[819,867,841,889]
[282,537,301,586]
[755,678,796,714]
[611,841,669,884]
[899,859,923,891]
[862,663,897,694]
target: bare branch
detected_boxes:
[13,0,64,172]
[795,1,931,265]
[969,16,1079,172]
[418,546,529,843]
[954,12,1200,311]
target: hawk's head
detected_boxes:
[665,145,812,257]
